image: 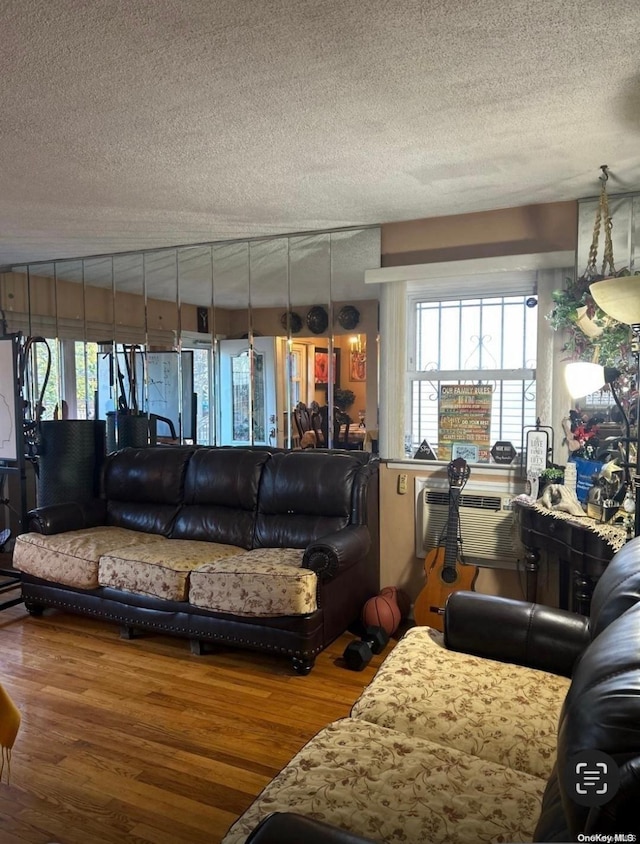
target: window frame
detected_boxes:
[405,272,538,462]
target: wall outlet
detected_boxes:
[397,473,408,495]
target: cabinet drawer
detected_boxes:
[544,517,573,546]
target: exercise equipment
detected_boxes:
[0,331,48,546]
[17,335,52,463]
[343,625,389,671]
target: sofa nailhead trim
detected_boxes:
[26,595,322,657]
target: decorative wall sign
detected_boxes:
[525,429,549,476]
[491,440,516,464]
[438,384,493,462]
[349,350,366,381]
[413,439,437,460]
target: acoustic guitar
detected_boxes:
[413,457,478,631]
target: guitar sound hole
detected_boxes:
[441,568,457,584]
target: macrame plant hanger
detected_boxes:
[584,165,616,282]
[580,167,635,498]
[578,166,620,365]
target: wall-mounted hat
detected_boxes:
[337,305,360,330]
[280,311,302,333]
[306,306,329,334]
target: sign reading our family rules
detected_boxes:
[438,384,493,462]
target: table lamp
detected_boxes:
[563,361,631,487]
[589,276,640,535]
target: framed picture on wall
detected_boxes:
[314,348,340,387]
[349,350,366,382]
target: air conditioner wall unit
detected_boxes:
[415,483,519,570]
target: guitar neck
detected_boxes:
[442,457,468,572]
[443,487,461,571]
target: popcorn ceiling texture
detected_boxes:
[1,0,639,266]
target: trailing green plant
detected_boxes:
[546,272,636,374]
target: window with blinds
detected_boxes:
[407,284,538,461]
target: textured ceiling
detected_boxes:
[2,0,640,268]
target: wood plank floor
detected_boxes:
[0,601,398,844]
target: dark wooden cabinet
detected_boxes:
[513,500,624,615]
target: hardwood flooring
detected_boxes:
[0,602,397,844]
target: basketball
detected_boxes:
[361,594,401,637]
[380,585,410,619]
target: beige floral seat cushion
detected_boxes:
[350,626,569,779]
[221,717,546,844]
[98,538,244,601]
[189,548,316,616]
[13,526,168,589]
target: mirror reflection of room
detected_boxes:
[0,227,380,455]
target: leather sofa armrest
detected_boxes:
[444,591,591,678]
[28,499,108,535]
[302,525,371,581]
[246,812,376,844]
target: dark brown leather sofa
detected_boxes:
[235,536,640,842]
[15,446,379,674]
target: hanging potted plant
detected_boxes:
[546,275,632,371]
[546,166,635,376]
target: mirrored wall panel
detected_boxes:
[1,226,381,451]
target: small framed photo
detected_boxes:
[451,443,479,463]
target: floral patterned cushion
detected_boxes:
[189,548,316,616]
[98,539,244,601]
[13,527,167,589]
[220,717,546,844]
[350,626,569,779]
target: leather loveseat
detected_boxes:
[13,446,379,674]
[222,535,640,842]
